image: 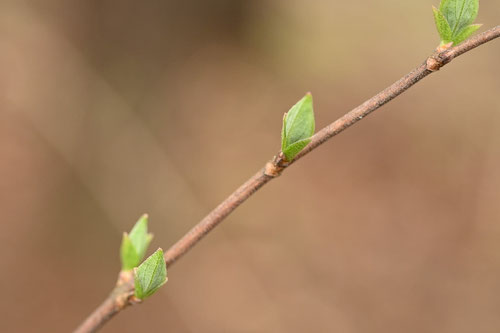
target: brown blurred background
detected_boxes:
[1,0,499,332]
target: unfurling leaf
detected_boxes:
[128,214,153,261]
[281,93,315,161]
[120,233,140,271]
[440,0,479,34]
[120,214,153,271]
[134,248,167,300]
[283,139,311,163]
[452,23,482,45]
[433,0,480,46]
[433,6,452,43]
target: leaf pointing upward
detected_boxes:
[120,214,153,271]
[433,0,481,46]
[440,0,479,35]
[281,93,315,161]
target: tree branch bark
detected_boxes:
[74,25,499,333]
[74,272,135,333]
[164,25,500,266]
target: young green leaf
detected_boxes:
[440,0,479,35]
[120,214,153,271]
[120,233,140,271]
[433,6,452,44]
[433,0,480,46]
[134,248,167,300]
[128,214,153,261]
[452,23,482,45]
[281,93,315,161]
[281,113,287,154]
[282,138,311,162]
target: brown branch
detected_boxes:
[74,25,499,333]
[164,25,500,266]
[73,272,135,333]
[164,169,274,266]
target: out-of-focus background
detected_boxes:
[1,0,499,332]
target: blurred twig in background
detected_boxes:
[74,26,500,333]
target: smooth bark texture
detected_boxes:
[74,25,499,333]
[74,272,135,333]
[164,25,500,267]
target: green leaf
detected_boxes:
[440,0,479,35]
[434,0,480,46]
[134,248,167,300]
[282,138,311,162]
[120,233,140,271]
[452,23,482,45]
[120,214,153,271]
[281,93,315,161]
[128,214,153,261]
[281,113,287,154]
[433,6,452,44]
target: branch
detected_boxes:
[164,25,500,266]
[74,272,135,333]
[74,25,499,333]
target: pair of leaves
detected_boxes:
[120,214,153,270]
[120,215,167,300]
[433,0,481,46]
[281,93,315,161]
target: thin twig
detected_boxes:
[164,25,500,266]
[74,25,499,333]
[74,271,135,333]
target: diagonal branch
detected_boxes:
[74,272,135,333]
[163,25,500,266]
[74,25,499,333]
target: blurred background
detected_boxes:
[1,0,499,332]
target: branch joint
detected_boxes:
[426,48,455,71]
[264,153,289,177]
